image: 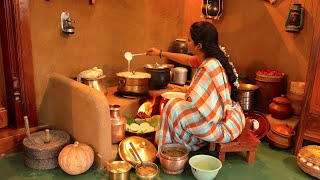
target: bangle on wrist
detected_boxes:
[159,50,163,58]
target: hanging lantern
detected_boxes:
[201,0,223,20]
[285,3,304,32]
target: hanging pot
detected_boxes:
[266,124,295,149]
[144,63,171,89]
[269,95,293,119]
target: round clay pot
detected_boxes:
[269,95,293,119]
[266,124,295,149]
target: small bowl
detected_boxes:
[189,155,222,180]
[159,143,189,174]
[107,161,132,180]
[135,162,159,180]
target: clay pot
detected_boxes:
[269,96,293,119]
[266,124,295,149]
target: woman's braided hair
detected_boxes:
[190,21,239,102]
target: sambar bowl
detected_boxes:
[189,155,222,180]
[159,143,189,174]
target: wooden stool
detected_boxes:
[209,128,260,163]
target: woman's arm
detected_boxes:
[146,47,193,66]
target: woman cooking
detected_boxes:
[146,21,246,151]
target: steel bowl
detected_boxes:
[159,143,189,174]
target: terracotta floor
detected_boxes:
[0,140,314,180]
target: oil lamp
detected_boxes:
[285,3,304,32]
[201,0,223,20]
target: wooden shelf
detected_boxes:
[0,125,49,155]
[304,129,320,143]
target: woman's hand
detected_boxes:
[146,47,160,57]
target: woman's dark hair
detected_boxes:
[190,21,239,102]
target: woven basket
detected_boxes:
[297,145,320,179]
[255,73,283,83]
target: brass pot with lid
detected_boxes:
[118,136,157,167]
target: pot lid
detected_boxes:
[273,96,291,105]
[118,136,157,167]
[271,124,295,137]
[238,84,259,91]
[144,63,170,70]
[116,71,151,79]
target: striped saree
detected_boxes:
[155,58,246,151]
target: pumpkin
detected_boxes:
[58,141,94,175]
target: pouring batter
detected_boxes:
[146,21,245,151]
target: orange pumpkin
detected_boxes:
[58,141,94,175]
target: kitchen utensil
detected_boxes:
[266,123,295,149]
[23,125,70,169]
[189,155,222,180]
[124,52,146,61]
[159,143,189,174]
[297,145,320,179]
[244,111,269,139]
[108,161,132,180]
[118,136,157,167]
[172,67,188,85]
[116,71,151,96]
[135,161,159,180]
[110,104,126,144]
[129,142,144,167]
[97,154,121,173]
[144,63,171,89]
[238,84,259,111]
[269,95,293,119]
[81,75,108,97]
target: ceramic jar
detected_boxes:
[269,95,293,119]
[110,104,126,144]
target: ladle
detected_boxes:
[97,154,121,173]
[129,142,145,167]
[124,52,146,61]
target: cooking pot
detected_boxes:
[269,95,293,119]
[81,75,108,96]
[266,123,295,149]
[116,71,151,96]
[144,63,171,89]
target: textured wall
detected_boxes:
[182,0,318,84]
[29,0,318,122]
[29,0,185,118]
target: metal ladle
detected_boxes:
[124,52,146,61]
[129,142,145,167]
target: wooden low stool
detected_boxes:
[209,128,260,163]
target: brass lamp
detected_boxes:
[285,3,305,32]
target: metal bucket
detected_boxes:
[238,84,259,111]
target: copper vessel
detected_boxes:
[266,124,295,149]
[110,105,126,144]
[269,96,293,119]
[159,143,189,174]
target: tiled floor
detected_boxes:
[0,141,314,180]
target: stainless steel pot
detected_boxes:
[116,71,151,96]
[81,75,108,96]
[144,63,171,89]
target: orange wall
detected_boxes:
[29,0,185,112]
[28,0,318,117]
[182,0,318,84]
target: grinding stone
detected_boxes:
[24,155,58,170]
[23,130,70,159]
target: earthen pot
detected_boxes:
[266,124,295,149]
[269,96,293,119]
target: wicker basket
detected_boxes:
[297,145,320,179]
[255,73,283,83]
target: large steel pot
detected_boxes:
[116,71,151,96]
[144,63,171,89]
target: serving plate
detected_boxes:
[244,111,270,139]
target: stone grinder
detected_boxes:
[23,116,70,170]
